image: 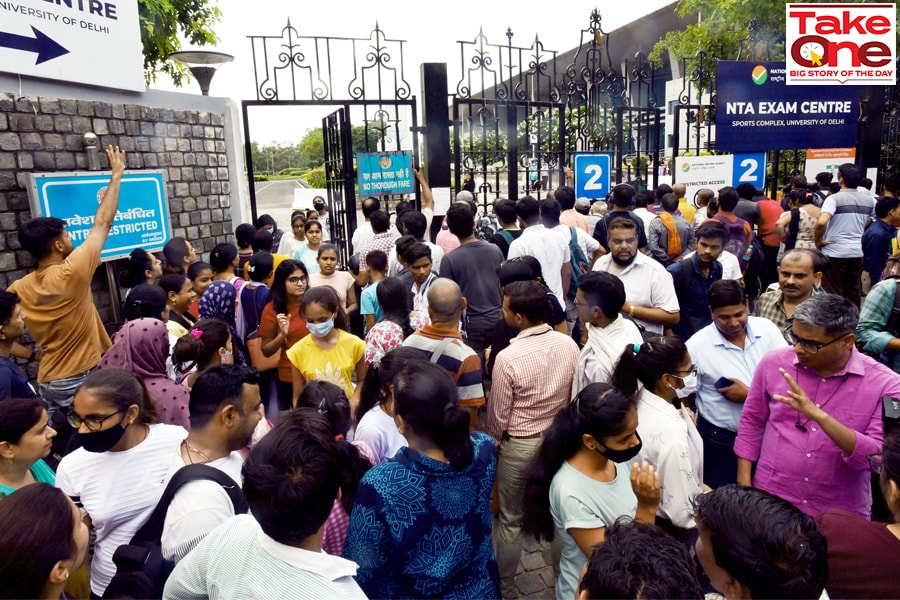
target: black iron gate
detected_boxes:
[243,21,419,266]
[322,107,354,264]
[451,11,663,210]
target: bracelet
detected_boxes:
[28,350,37,361]
[628,304,635,318]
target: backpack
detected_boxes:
[497,229,515,245]
[568,227,590,300]
[102,464,248,599]
[712,214,753,274]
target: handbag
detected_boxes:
[245,287,280,372]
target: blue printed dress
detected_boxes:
[342,431,500,599]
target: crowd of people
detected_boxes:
[0,146,898,600]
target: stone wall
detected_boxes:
[0,78,250,377]
[0,91,239,320]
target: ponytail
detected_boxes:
[438,401,474,471]
[172,318,230,373]
[522,383,635,542]
[522,403,582,542]
[611,336,688,398]
[335,439,372,514]
[393,361,473,471]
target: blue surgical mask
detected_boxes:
[307,316,335,338]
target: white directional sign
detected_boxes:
[0,0,144,90]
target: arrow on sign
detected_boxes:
[0,26,69,65]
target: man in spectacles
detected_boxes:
[685,280,787,489]
[736,293,900,518]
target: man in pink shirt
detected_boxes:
[735,293,900,518]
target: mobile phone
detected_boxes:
[715,377,733,389]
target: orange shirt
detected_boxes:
[9,234,111,382]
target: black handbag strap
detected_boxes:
[130,463,248,545]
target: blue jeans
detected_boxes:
[39,370,93,426]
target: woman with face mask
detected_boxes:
[56,368,187,598]
[286,286,366,412]
[611,336,704,539]
[521,383,660,600]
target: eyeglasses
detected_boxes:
[868,453,882,474]
[573,300,590,308]
[287,276,309,286]
[786,329,847,354]
[673,366,698,377]
[66,409,123,432]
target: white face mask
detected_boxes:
[672,373,698,399]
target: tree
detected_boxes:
[649,0,884,69]
[298,129,325,168]
[140,0,222,86]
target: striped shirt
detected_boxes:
[487,324,580,439]
[163,514,366,600]
[820,188,875,258]
[402,324,485,407]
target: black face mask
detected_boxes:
[597,432,643,463]
[76,421,128,453]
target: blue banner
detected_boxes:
[357,151,415,196]
[27,171,172,262]
[715,61,860,153]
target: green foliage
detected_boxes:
[302,165,327,188]
[253,174,269,181]
[650,0,886,70]
[140,0,222,86]
[649,0,787,67]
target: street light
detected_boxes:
[167,50,234,96]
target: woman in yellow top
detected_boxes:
[286,286,366,411]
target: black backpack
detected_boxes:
[102,464,248,599]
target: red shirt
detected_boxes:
[757,199,784,248]
[258,302,309,382]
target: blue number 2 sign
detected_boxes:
[574,153,612,200]
[732,152,766,190]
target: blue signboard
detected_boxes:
[732,152,767,190]
[357,151,415,196]
[716,61,860,153]
[27,170,172,262]
[573,153,612,200]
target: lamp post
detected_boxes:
[167,50,234,96]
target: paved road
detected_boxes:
[253,179,305,230]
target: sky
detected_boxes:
[152,0,677,145]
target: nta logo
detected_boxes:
[680,162,691,172]
[751,65,768,85]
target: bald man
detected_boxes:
[403,278,485,427]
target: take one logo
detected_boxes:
[751,65,768,85]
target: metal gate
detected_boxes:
[451,11,663,210]
[322,107,354,264]
[243,21,419,266]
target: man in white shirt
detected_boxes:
[508,196,571,307]
[632,191,657,238]
[544,196,601,332]
[592,216,680,336]
[164,408,365,599]
[685,279,786,488]
[572,271,643,395]
[351,197,380,254]
[161,365,263,563]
